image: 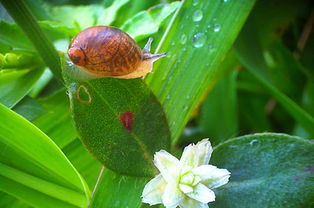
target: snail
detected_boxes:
[67,26,166,79]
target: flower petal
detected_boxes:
[186,183,215,203]
[142,174,166,205]
[192,165,231,189]
[180,143,199,168]
[180,139,213,168]
[196,139,212,165]
[179,198,209,208]
[179,184,193,194]
[162,182,184,208]
[154,150,180,183]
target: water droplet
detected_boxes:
[166,94,171,100]
[192,0,199,6]
[186,95,191,99]
[183,105,188,111]
[213,18,217,22]
[192,32,206,48]
[207,24,211,29]
[213,24,221,32]
[180,34,187,44]
[192,10,203,22]
[223,0,230,2]
[171,121,176,126]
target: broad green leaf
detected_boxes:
[234,21,314,138]
[146,0,256,144]
[50,5,104,30]
[0,104,90,207]
[0,21,33,50]
[39,20,78,41]
[199,70,238,145]
[0,67,44,108]
[97,0,130,26]
[211,133,314,208]
[89,168,148,208]
[121,1,181,41]
[63,66,171,176]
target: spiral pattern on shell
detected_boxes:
[68,26,143,76]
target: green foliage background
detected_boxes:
[0,0,313,208]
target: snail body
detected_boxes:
[68,26,165,79]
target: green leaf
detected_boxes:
[121,1,181,41]
[0,104,90,207]
[33,89,102,188]
[0,67,44,108]
[50,5,104,30]
[1,0,63,82]
[199,70,238,145]
[33,89,78,148]
[0,21,33,50]
[89,169,148,208]
[97,0,130,26]
[63,70,171,176]
[12,96,46,121]
[145,0,256,144]
[0,192,29,208]
[211,133,314,208]
[234,21,314,138]
[62,139,102,189]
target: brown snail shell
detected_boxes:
[68,26,165,79]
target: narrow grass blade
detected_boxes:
[146,0,256,144]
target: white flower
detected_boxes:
[142,139,230,208]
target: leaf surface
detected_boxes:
[0,104,90,208]
[211,133,314,208]
[146,0,256,144]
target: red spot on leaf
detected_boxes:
[120,112,134,131]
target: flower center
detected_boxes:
[178,171,201,194]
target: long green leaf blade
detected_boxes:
[234,23,314,138]
[0,104,90,207]
[89,168,148,208]
[146,0,256,144]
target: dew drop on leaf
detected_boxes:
[213,24,221,32]
[180,34,187,44]
[192,32,206,48]
[192,0,200,6]
[192,10,203,22]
